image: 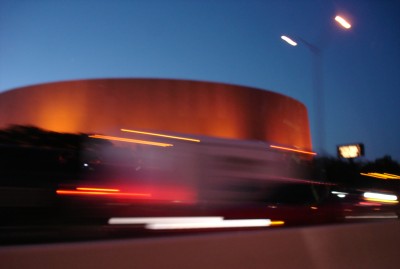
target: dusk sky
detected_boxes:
[1,0,399,161]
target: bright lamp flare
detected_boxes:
[335,16,351,29]
[281,35,297,46]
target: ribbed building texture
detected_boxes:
[0,79,312,150]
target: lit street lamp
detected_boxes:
[280,36,297,46]
[281,15,351,155]
[335,15,352,29]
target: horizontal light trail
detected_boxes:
[345,215,398,220]
[56,189,151,197]
[108,217,223,225]
[76,187,120,192]
[363,192,398,204]
[358,201,383,207]
[331,191,348,195]
[384,173,400,179]
[361,172,400,180]
[121,129,200,143]
[363,198,399,204]
[331,191,348,198]
[360,173,388,179]
[146,219,273,230]
[270,145,316,155]
[89,134,173,147]
[108,216,284,229]
[270,221,285,226]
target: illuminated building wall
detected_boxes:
[0,79,312,150]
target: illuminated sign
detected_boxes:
[337,143,364,158]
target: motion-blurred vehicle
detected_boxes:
[1,126,347,230]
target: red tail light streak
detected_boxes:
[89,134,173,147]
[270,145,316,156]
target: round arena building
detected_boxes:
[0,78,312,150]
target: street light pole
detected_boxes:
[280,15,351,156]
[311,45,325,156]
[281,35,325,155]
[298,38,325,156]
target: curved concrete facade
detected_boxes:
[0,79,312,150]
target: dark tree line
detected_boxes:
[314,155,400,192]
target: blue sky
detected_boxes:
[1,0,399,161]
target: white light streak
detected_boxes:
[335,16,352,29]
[331,191,348,198]
[108,217,223,225]
[281,35,297,46]
[146,219,273,230]
[363,192,398,202]
[331,191,348,195]
[108,216,282,230]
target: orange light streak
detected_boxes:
[76,187,120,192]
[384,173,400,179]
[56,189,151,197]
[89,134,173,147]
[270,220,285,226]
[361,172,400,180]
[121,128,200,142]
[270,145,316,155]
[360,173,388,179]
[57,190,115,195]
[364,198,398,204]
